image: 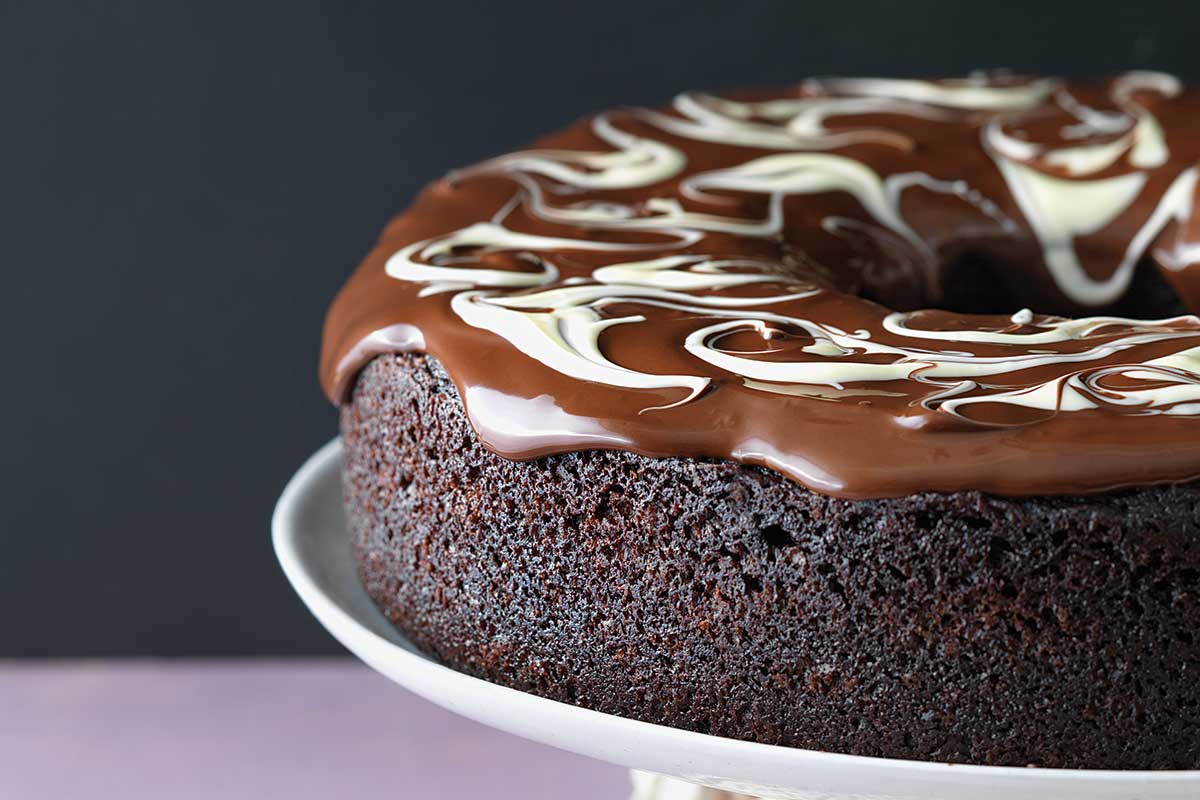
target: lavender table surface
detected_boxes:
[0,658,628,799]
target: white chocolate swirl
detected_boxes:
[377,72,1200,429]
[454,114,686,189]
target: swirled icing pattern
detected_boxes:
[322,72,1200,498]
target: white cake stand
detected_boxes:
[273,439,1200,800]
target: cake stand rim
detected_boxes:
[273,437,1200,800]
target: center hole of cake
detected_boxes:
[862,255,1187,319]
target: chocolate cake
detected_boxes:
[321,73,1200,768]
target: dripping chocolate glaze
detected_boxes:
[321,73,1200,499]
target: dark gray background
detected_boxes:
[3,0,1198,655]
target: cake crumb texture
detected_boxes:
[344,353,1200,769]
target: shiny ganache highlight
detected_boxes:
[321,72,1200,499]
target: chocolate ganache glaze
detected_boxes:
[321,72,1200,499]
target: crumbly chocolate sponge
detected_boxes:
[343,353,1200,769]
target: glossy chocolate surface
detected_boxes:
[322,73,1200,498]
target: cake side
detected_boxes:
[342,352,1200,769]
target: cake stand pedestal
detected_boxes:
[275,440,1200,800]
[632,770,773,799]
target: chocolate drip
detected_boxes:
[321,73,1200,498]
